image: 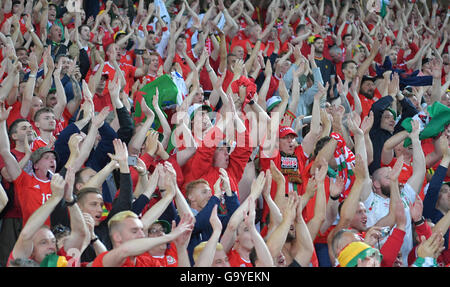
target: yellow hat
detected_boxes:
[337,241,382,267]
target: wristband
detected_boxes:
[329,194,340,201]
[90,237,99,244]
[135,49,144,55]
[65,194,78,207]
[413,216,425,226]
[28,74,37,78]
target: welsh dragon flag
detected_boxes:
[401,101,450,147]
[133,74,179,131]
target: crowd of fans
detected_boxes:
[0,0,448,268]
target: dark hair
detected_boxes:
[313,136,332,158]
[8,118,29,139]
[74,167,95,192]
[52,224,71,241]
[249,247,257,266]
[342,60,357,71]
[78,24,90,34]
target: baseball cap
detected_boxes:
[30,147,58,165]
[279,126,298,138]
[151,220,171,234]
[188,103,212,120]
[361,75,376,84]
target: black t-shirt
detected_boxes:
[315,57,336,87]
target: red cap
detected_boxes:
[279,126,298,138]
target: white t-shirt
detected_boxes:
[363,183,416,267]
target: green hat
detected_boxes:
[266,96,282,113]
[151,220,172,234]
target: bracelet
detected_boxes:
[28,74,37,78]
[198,30,203,34]
[256,38,262,42]
[90,237,99,244]
[413,216,425,226]
[329,194,340,201]
[65,194,78,207]
[135,49,144,55]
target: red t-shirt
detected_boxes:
[144,244,178,267]
[0,149,26,218]
[228,249,253,267]
[13,170,52,226]
[92,251,162,267]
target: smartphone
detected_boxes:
[128,156,138,166]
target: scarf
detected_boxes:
[330,132,355,200]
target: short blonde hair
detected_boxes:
[108,210,139,231]
[193,241,224,263]
[185,179,209,200]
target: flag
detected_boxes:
[401,101,450,147]
[40,253,68,267]
[380,0,390,18]
[133,74,179,130]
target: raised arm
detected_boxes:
[407,120,426,194]
[0,102,21,181]
[11,173,66,261]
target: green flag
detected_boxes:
[133,74,179,130]
[401,102,450,147]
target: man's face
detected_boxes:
[440,93,450,108]
[329,51,342,63]
[360,80,375,99]
[34,152,57,175]
[236,222,253,250]
[343,62,357,80]
[31,228,57,263]
[374,167,392,197]
[36,112,56,132]
[12,121,35,144]
[16,49,28,66]
[232,45,245,60]
[380,110,396,133]
[314,39,324,53]
[80,26,91,41]
[147,222,168,253]
[30,97,44,120]
[438,184,450,212]
[279,134,296,155]
[343,35,352,47]
[350,202,368,232]
[149,55,160,72]
[277,59,292,76]
[146,34,157,50]
[115,217,146,244]
[188,183,212,210]
[58,56,71,75]
[175,37,186,52]
[50,25,62,42]
[46,93,57,108]
[212,249,230,267]
[228,55,238,70]
[79,192,104,226]
[48,6,57,21]
[422,61,432,75]
[213,147,230,169]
